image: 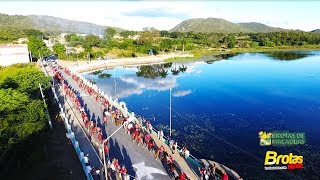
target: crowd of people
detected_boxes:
[53,65,234,180]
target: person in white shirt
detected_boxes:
[160,130,164,141]
[84,154,89,166]
[185,150,190,158]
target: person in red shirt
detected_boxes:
[104,143,109,155]
[159,145,164,152]
[179,172,186,180]
[147,139,154,151]
[222,172,229,180]
[91,127,95,135]
[97,131,103,142]
[119,166,127,180]
[167,155,174,165]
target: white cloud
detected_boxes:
[0,1,319,31]
[97,73,178,98]
[172,90,192,97]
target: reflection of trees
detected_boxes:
[171,69,180,75]
[163,62,172,68]
[204,53,239,64]
[98,73,112,79]
[159,69,168,78]
[179,64,187,72]
[264,52,309,60]
[171,62,180,75]
[91,70,102,75]
[136,64,169,79]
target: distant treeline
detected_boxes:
[2,26,320,60]
[60,28,320,59]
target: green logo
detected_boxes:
[259,131,305,146]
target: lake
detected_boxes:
[84,51,320,180]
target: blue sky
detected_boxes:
[0,1,319,31]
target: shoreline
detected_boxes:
[165,45,320,62]
[61,46,320,73]
[60,53,193,73]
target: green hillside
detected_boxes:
[237,22,286,33]
[170,18,288,33]
[170,18,249,33]
[0,13,123,35]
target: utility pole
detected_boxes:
[169,88,172,137]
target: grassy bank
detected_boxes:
[164,45,320,63]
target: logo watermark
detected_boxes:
[264,151,303,170]
[259,131,305,146]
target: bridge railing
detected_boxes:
[52,83,94,180]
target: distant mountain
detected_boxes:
[0,13,123,35]
[311,29,320,33]
[170,18,288,33]
[170,18,248,33]
[237,22,286,33]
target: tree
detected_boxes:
[24,29,43,38]
[52,42,67,59]
[65,33,84,47]
[137,29,160,45]
[226,35,236,48]
[104,27,117,39]
[27,36,51,59]
[82,34,101,58]
[160,39,173,53]
[160,30,170,37]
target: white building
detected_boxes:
[0,44,30,66]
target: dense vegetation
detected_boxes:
[59,27,320,60]
[0,63,51,175]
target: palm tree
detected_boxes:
[179,64,187,72]
[160,69,168,78]
[171,62,180,75]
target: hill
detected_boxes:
[0,13,123,35]
[170,18,288,33]
[237,22,286,33]
[170,18,249,33]
[311,29,320,33]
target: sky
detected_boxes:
[0,1,319,31]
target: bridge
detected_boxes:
[44,61,240,180]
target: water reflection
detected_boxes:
[83,51,320,179]
[263,51,312,60]
[204,53,239,64]
[95,73,177,98]
[136,63,188,78]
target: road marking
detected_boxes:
[132,162,167,179]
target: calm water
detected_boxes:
[85,51,320,180]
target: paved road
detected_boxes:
[58,67,170,180]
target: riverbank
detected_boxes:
[60,45,320,73]
[164,45,320,62]
[60,53,193,73]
